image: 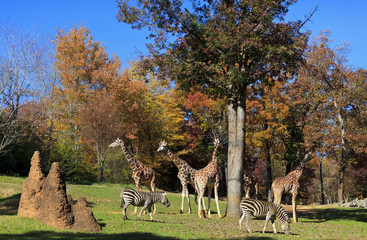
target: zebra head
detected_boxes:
[157,140,167,152]
[161,192,170,207]
[109,138,122,148]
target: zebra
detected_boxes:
[120,188,170,221]
[239,198,291,234]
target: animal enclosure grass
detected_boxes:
[1,176,366,240]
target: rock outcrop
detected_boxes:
[18,151,102,232]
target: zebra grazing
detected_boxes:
[239,198,291,234]
[120,188,170,221]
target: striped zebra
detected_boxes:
[120,188,170,221]
[239,198,291,234]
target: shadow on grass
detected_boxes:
[0,231,177,240]
[298,208,367,223]
[0,193,20,215]
[0,231,277,240]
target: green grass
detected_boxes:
[1,175,367,239]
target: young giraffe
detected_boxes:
[157,140,197,214]
[194,138,221,218]
[109,138,157,214]
[243,169,259,199]
[271,152,311,222]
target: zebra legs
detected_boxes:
[122,204,129,220]
[146,183,157,215]
[239,211,252,233]
[138,205,153,221]
[263,211,277,234]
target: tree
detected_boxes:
[117,0,309,217]
[0,21,56,161]
[293,30,367,202]
[246,81,292,200]
[54,25,144,181]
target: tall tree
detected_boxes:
[54,25,139,181]
[247,81,292,200]
[0,22,56,157]
[117,0,309,216]
[294,30,363,202]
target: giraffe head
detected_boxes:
[214,137,220,148]
[109,138,122,148]
[157,140,167,152]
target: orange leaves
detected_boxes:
[53,25,147,155]
[54,25,121,103]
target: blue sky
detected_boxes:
[1,0,366,69]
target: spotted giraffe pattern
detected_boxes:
[272,152,311,222]
[109,138,157,213]
[157,140,197,214]
[194,138,221,218]
[243,169,259,199]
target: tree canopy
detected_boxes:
[117,0,310,217]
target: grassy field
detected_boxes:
[1,176,367,240]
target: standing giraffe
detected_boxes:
[157,140,197,214]
[194,138,222,218]
[243,169,259,199]
[109,138,157,213]
[271,152,311,222]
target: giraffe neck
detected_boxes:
[291,168,303,181]
[166,149,181,166]
[167,149,188,169]
[120,141,138,169]
[208,142,219,168]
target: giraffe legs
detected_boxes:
[244,187,250,198]
[292,192,298,222]
[273,191,282,205]
[180,184,191,214]
[180,188,185,214]
[207,186,212,218]
[186,187,191,214]
[254,183,259,199]
[214,181,221,218]
[197,187,207,218]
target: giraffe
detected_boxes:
[243,169,259,199]
[194,138,222,218]
[157,140,197,214]
[109,138,157,214]
[271,152,311,222]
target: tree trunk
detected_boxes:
[337,167,345,202]
[319,157,325,204]
[265,135,273,202]
[226,97,245,218]
[100,162,104,182]
[334,100,346,202]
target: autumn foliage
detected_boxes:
[1,13,366,204]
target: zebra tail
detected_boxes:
[120,191,125,208]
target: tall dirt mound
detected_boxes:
[18,151,102,232]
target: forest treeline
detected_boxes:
[0,17,366,204]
